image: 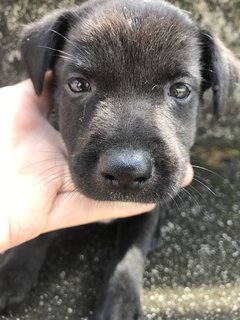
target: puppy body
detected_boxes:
[0,0,239,318]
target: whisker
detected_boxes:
[51,54,78,65]
[61,178,76,190]
[22,159,64,170]
[162,194,170,210]
[33,166,68,186]
[167,192,181,214]
[152,191,165,211]
[192,164,225,181]
[35,174,73,195]
[187,184,204,200]
[180,187,201,208]
[194,173,215,189]
[38,45,76,59]
[192,177,217,196]
[175,192,189,213]
[34,172,63,187]
[50,29,80,51]
[56,55,78,63]
[60,190,80,203]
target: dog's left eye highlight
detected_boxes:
[169,83,191,100]
[68,78,91,93]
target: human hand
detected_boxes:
[0,74,193,253]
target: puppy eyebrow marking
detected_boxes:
[167,71,198,83]
[67,62,96,78]
[174,71,192,78]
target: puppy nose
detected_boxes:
[99,149,152,190]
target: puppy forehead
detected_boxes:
[66,1,200,79]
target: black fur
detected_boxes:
[1,0,239,318]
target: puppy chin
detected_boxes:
[99,202,156,224]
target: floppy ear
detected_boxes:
[19,9,77,95]
[199,30,240,116]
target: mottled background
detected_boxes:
[0,1,240,319]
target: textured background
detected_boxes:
[0,1,240,319]
[0,0,240,87]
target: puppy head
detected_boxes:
[20,0,240,203]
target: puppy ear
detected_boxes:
[199,30,240,116]
[19,9,77,95]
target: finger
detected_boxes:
[181,163,194,187]
[0,207,10,253]
[44,193,156,233]
[15,71,53,117]
[46,164,193,232]
[0,175,58,253]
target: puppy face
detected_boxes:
[20,0,240,203]
[54,2,200,203]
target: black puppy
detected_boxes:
[0,0,239,318]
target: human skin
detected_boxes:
[0,73,193,253]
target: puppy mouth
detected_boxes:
[70,155,193,204]
[69,141,194,203]
[107,163,193,203]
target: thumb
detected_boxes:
[44,192,156,233]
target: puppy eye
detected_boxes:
[68,78,91,93]
[169,83,191,100]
